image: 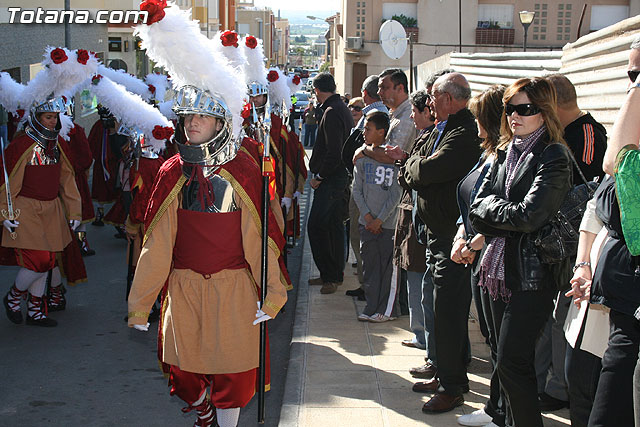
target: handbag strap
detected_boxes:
[565,146,591,187]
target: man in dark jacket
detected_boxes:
[307,73,355,294]
[403,72,481,413]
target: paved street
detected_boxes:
[0,201,303,427]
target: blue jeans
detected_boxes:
[304,124,317,147]
[404,268,426,349]
[0,125,8,146]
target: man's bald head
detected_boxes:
[433,72,472,102]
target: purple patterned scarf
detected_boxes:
[478,125,547,301]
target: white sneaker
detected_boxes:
[357,313,372,322]
[368,313,396,323]
[457,408,493,426]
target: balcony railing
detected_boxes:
[475,28,515,45]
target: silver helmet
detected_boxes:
[172,85,239,166]
[116,124,159,161]
[26,95,72,142]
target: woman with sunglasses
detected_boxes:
[348,97,365,127]
[469,77,572,427]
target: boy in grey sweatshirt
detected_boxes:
[352,111,403,322]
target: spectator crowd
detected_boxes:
[305,34,640,427]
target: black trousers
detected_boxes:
[498,287,555,427]
[588,308,638,427]
[307,173,348,283]
[565,308,602,427]
[428,233,472,395]
[480,285,507,427]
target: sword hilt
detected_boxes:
[1,208,19,240]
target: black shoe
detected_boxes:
[81,247,96,256]
[345,287,364,297]
[3,294,22,324]
[538,392,569,412]
[92,218,104,226]
[26,315,58,327]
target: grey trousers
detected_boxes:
[360,226,396,317]
[349,196,363,283]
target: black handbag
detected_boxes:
[533,152,599,264]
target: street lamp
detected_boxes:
[519,11,536,52]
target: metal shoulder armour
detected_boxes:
[181,166,238,213]
[26,136,60,165]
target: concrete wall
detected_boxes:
[414,14,640,134]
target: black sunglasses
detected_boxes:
[505,103,541,117]
[349,106,363,112]
[628,70,640,83]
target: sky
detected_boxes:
[253,0,340,14]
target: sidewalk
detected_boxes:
[279,190,570,426]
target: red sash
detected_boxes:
[19,163,61,201]
[172,209,246,275]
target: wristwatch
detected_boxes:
[465,241,479,253]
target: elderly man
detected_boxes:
[404,72,481,413]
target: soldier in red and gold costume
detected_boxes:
[129,7,288,426]
[1,97,82,327]
[88,106,118,225]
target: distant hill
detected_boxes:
[278,10,336,24]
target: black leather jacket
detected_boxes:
[469,135,572,292]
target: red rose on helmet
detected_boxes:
[245,36,258,49]
[50,48,68,64]
[221,31,239,48]
[267,70,279,82]
[292,75,301,85]
[140,0,167,25]
[164,126,174,139]
[241,103,251,119]
[152,125,165,140]
[91,74,103,85]
[76,49,89,65]
[148,84,156,95]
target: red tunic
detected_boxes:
[68,124,95,222]
[88,119,117,203]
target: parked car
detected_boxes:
[293,91,310,119]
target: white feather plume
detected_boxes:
[134,2,246,137]
[97,65,152,101]
[145,73,170,102]
[210,31,248,84]
[268,68,292,111]
[0,72,25,113]
[59,113,73,141]
[90,76,173,153]
[158,100,177,120]
[20,47,99,109]
[288,74,303,94]
[241,35,268,87]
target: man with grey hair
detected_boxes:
[587,33,640,427]
[356,74,389,129]
[404,72,481,413]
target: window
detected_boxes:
[541,27,546,32]
[565,34,570,40]
[557,27,563,33]
[534,19,539,25]
[566,12,571,17]
[357,1,360,6]
[534,34,539,40]
[566,4,571,10]
[559,4,564,10]
[362,24,365,29]
[357,17,360,22]
[565,20,570,25]
[357,24,360,29]
[535,4,540,9]
[557,19,562,25]
[558,11,563,17]
[542,11,547,17]
[542,19,547,25]
[541,34,546,40]
[357,9,360,15]
[542,4,547,10]
[557,34,563,40]
[477,4,514,28]
[565,26,570,32]
[534,27,539,32]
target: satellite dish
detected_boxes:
[379,20,408,60]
